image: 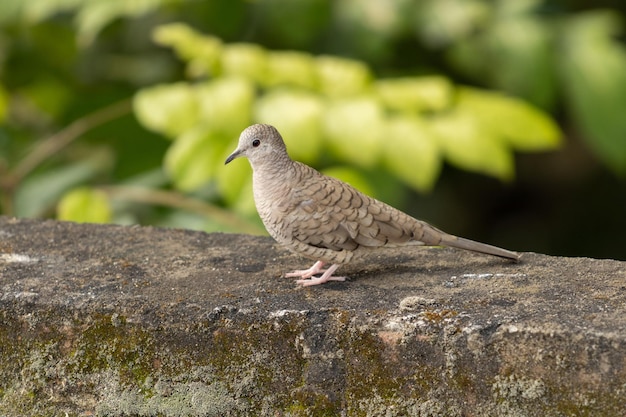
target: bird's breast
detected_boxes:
[252,174,294,237]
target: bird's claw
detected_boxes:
[284,261,326,279]
[287,263,343,286]
[297,275,346,287]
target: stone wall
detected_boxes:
[1,216,625,416]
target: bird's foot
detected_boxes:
[285,261,326,279]
[296,264,345,287]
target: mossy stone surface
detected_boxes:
[1,216,625,416]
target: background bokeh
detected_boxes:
[0,0,625,260]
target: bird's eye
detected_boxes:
[252,139,260,147]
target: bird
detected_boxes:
[225,124,521,286]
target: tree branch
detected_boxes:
[99,185,266,235]
[12,99,133,182]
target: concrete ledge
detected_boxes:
[1,216,625,416]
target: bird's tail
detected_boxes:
[440,234,521,262]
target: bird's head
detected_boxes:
[225,124,288,166]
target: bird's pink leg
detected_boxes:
[285,261,327,279]
[297,264,345,287]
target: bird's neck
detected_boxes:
[251,153,293,176]
[251,155,296,195]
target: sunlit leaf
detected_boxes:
[2,0,81,24]
[431,110,514,180]
[153,23,223,77]
[164,127,229,191]
[375,76,453,113]
[323,96,383,168]
[384,116,441,192]
[133,82,199,139]
[0,85,7,122]
[560,11,626,175]
[0,0,23,24]
[457,87,561,151]
[316,56,372,97]
[415,0,489,47]
[265,51,318,89]
[220,43,268,85]
[57,187,111,223]
[254,90,324,163]
[334,0,407,37]
[196,77,254,138]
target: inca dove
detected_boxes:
[225,124,521,286]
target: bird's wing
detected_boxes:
[284,167,428,251]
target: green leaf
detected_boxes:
[133,82,199,138]
[265,51,318,89]
[57,187,111,224]
[431,110,514,181]
[316,56,372,97]
[164,127,229,191]
[220,43,268,85]
[0,85,7,122]
[196,77,254,138]
[415,0,489,46]
[254,90,324,163]
[231,177,257,216]
[0,0,22,24]
[487,15,557,109]
[75,0,174,46]
[384,116,441,192]
[1,0,82,24]
[375,76,453,113]
[457,87,562,151]
[323,96,383,168]
[153,23,223,78]
[560,11,626,175]
[19,76,72,119]
[441,1,559,109]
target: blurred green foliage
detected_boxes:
[57,186,111,223]
[0,0,625,257]
[135,24,559,223]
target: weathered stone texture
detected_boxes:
[0,216,625,416]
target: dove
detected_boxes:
[225,124,521,286]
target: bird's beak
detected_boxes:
[224,149,241,165]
